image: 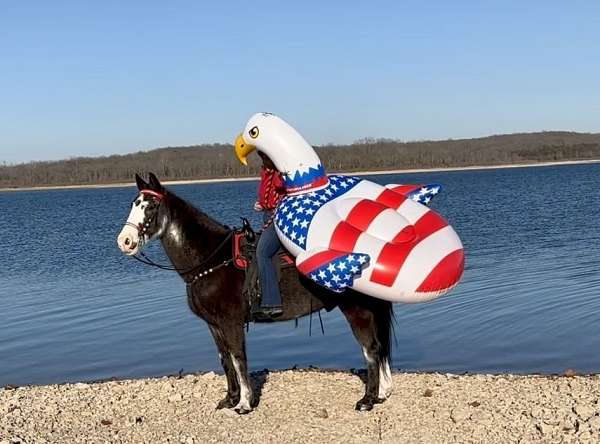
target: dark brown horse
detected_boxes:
[117,173,394,414]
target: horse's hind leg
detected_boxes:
[340,300,393,411]
[209,325,241,409]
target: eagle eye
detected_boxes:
[249,126,259,139]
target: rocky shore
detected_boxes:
[2,370,600,443]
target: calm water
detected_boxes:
[1,164,599,386]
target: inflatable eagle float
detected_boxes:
[235,113,464,303]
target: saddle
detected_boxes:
[232,219,295,321]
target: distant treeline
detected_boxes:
[2,131,600,188]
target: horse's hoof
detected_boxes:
[216,397,236,410]
[355,398,375,412]
[234,406,253,415]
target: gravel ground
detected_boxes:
[2,370,600,444]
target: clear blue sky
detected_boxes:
[1,1,599,164]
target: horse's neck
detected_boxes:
[160,199,229,274]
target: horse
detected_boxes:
[117,173,394,414]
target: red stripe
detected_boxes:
[375,189,406,209]
[297,250,346,274]
[417,249,464,292]
[328,199,388,252]
[346,200,388,230]
[391,225,416,244]
[389,184,422,195]
[329,222,363,252]
[370,210,449,287]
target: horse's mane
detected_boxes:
[163,188,230,235]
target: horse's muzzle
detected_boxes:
[117,227,140,255]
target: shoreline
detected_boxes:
[1,158,599,193]
[2,369,600,443]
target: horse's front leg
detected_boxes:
[227,325,254,414]
[210,323,254,414]
[208,326,240,409]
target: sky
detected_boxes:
[1,1,599,164]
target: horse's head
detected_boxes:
[117,172,168,256]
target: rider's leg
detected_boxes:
[256,220,282,309]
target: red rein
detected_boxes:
[140,189,165,200]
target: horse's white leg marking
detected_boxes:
[362,346,376,364]
[230,354,252,411]
[378,358,393,399]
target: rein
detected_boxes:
[132,230,234,282]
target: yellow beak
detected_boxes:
[234,134,256,166]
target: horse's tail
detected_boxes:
[376,301,395,364]
[375,300,395,398]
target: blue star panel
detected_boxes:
[275,175,362,250]
[306,252,370,292]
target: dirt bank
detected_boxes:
[2,370,600,443]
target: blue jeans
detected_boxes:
[257,212,282,307]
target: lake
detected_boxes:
[1,164,599,387]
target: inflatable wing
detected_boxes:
[234,113,464,303]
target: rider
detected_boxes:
[253,152,286,319]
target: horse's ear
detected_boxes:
[148,172,164,191]
[135,173,148,191]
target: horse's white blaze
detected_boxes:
[117,193,147,255]
[378,359,393,399]
[117,193,171,255]
[230,354,252,411]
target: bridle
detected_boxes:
[127,189,234,284]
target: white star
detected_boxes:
[331,274,341,283]
[337,261,347,271]
[286,212,294,220]
[319,195,328,202]
[350,265,359,273]
[347,254,355,262]
[324,281,332,288]
[423,196,431,204]
[305,208,315,215]
[340,181,348,188]
[344,274,351,280]
[300,220,309,229]
[357,255,368,264]
[310,273,317,280]
[298,235,306,244]
[327,263,336,273]
[290,231,297,240]
[325,189,333,196]
[309,192,318,197]
[291,201,300,207]
[291,218,300,227]
[318,270,327,279]
[283,225,289,234]
[302,198,312,205]
[331,184,338,191]
[296,206,305,214]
